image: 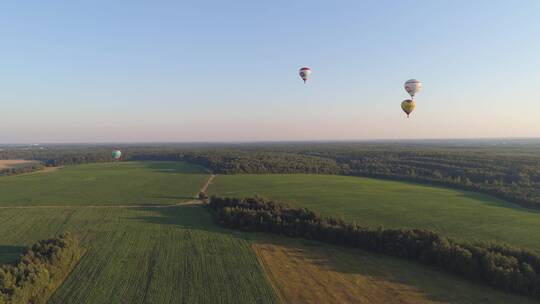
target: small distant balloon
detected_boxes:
[299,67,311,83]
[401,99,416,118]
[112,148,122,160]
[404,79,422,98]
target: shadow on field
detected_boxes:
[128,207,536,303]
[0,244,26,264]
[129,206,250,239]
[457,191,540,214]
[252,237,536,304]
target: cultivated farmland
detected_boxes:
[0,161,277,303]
[209,174,540,250]
[0,161,537,303]
[0,161,209,206]
[0,206,277,303]
[253,237,537,304]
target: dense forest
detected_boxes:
[1,140,539,208]
[131,150,341,174]
[344,154,540,208]
[287,143,540,208]
[0,232,82,304]
[0,145,341,174]
[209,196,540,298]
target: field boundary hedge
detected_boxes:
[0,162,44,177]
[209,196,540,299]
[0,232,83,304]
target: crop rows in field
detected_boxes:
[209,174,540,250]
[1,161,539,303]
[0,207,277,303]
[0,161,209,206]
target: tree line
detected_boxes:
[114,143,540,208]
[237,142,540,208]
[209,196,540,298]
[0,146,341,174]
[0,146,114,167]
[2,142,539,208]
[131,150,342,174]
[315,146,540,209]
[0,232,83,304]
[0,162,44,176]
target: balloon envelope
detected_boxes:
[112,149,122,160]
[401,99,416,117]
[404,79,422,97]
[299,67,311,83]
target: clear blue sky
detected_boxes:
[1,0,539,143]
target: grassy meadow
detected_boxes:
[209,174,540,250]
[0,161,538,303]
[0,161,209,206]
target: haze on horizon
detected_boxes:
[2,0,539,143]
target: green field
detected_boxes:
[0,162,276,303]
[209,174,540,250]
[0,206,277,303]
[0,161,209,206]
[0,163,538,303]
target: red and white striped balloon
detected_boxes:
[299,67,311,83]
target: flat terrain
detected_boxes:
[209,174,540,250]
[0,205,277,303]
[0,162,277,303]
[0,159,36,169]
[0,161,209,206]
[0,163,537,303]
[253,237,536,304]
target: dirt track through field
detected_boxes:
[199,174,216,194]
[0,174,217,209]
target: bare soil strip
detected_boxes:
[42,166,62,173]
[199,174,216,194]
[253,242,442,304]
[0,159,36,169]
[252,241,537,304]
[176,200,203,206]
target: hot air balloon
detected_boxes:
[404,79,422,98]
[401,99,416,118]
[112,148,122,160]
[299,67,311,83]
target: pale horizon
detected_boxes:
[3,1,540,143]
[5,136,540,146]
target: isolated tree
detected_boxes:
[198,192,208,200]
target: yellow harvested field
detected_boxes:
[252,239,537,304]
[0,159,36,169]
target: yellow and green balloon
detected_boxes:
[401,99,416,118]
